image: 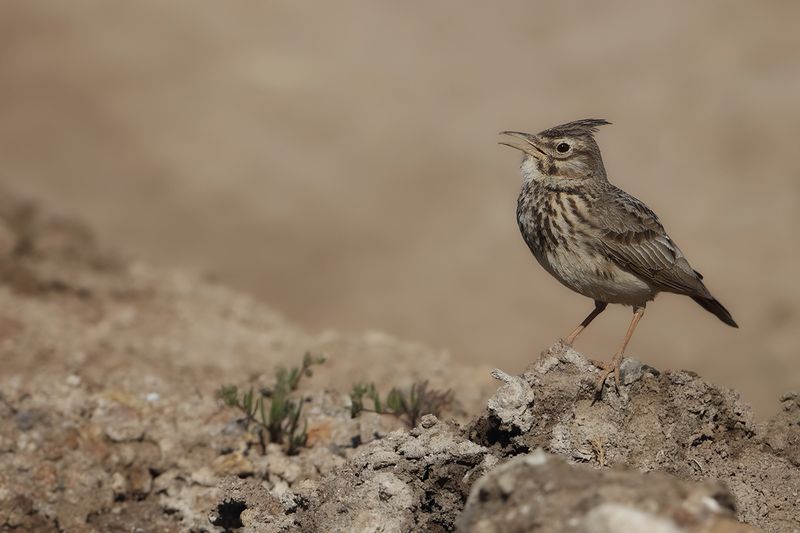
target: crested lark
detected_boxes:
[500,119,737,394]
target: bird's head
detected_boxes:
[500,119,610,184]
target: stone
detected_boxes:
[459,452,738,533]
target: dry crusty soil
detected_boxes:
[0,192,798,532]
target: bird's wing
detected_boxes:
[586,185,709,297]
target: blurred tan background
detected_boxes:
[1,1,798,416]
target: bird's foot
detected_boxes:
[590,352,624,396]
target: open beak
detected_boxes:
[498,131,545,159]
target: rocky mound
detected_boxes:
[0,192,797,532]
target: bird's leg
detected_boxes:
[564,301,608,346]
[593,306,645,394]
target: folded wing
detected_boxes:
[586,185,711,298]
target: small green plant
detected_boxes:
[349,380,453,427]
[218,352,325,455]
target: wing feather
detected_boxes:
[586,185,709,297]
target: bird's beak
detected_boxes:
[498,131,545,159]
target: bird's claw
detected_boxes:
[591,355,624,397]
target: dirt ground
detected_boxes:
[0,190,494,531]
[0,193,796,531]
[1,1,799,418]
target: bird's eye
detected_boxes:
[556,142,571,154]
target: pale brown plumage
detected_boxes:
[500,119,737,395]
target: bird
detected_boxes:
[499,119,737,395]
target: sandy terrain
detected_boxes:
[0,1,799,415]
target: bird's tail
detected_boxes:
[691,295,738,328]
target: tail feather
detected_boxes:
[691,295,738,328]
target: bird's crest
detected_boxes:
[539,118,611,138]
